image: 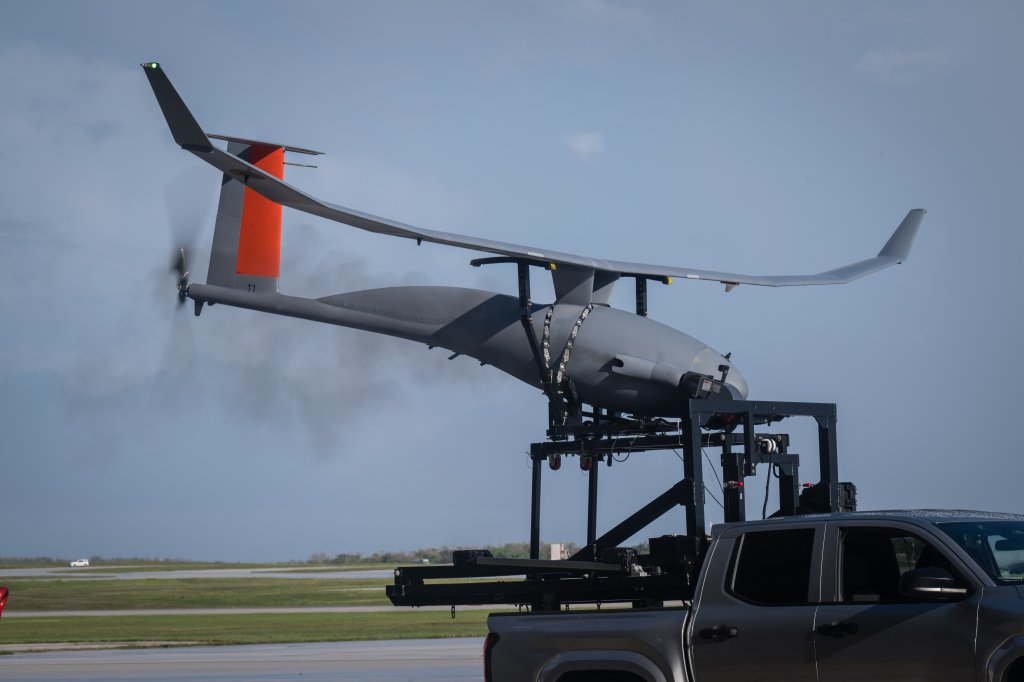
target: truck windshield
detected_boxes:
[936,521,1024,584]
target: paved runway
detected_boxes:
[0,638,484,681]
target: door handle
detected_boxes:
[816,620,859,638]
[699,624,739,642]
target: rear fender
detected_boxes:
[986,635,1024,682]
[539,650,668,682]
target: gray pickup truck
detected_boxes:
[485,510,1024,682]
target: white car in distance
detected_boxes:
[69,559,90,567]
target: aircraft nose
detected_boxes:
[688,348,749,400]
[723,362,748,400]
[690,347,749,400]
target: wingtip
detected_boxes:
[877,208,926,260]
[141,61,213,152]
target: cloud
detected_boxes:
[556,0,654,34]
[564,131,605,157]
[854,48,951,84]
[0,44,495,457]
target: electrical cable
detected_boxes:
[704,485,725,510]
[702,448,725,496]
[762,464,775,519]
[675,448,725,510]
[613,436,636,462]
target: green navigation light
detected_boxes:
[147,62,159,69]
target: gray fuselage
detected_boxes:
[188,283,747,416]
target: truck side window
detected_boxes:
[840,528,962,603]
[730,528,815,605]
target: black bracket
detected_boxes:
[471,256,554,270]
[529,399,841,560]
[635,277,648,317]
[472,257,572,423]
[628,275,672,317]
[388,398,847,612]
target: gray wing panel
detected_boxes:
[145,63,924,289]
[190,146,609,264]
[586,208,924,286]
[195,145,924,288]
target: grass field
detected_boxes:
[0,561,393,573]
[3,577,391,610]
[0,611,493,649]
[0,565,510,650]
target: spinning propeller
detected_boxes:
[163,168,213,311]
[171,247,190,305]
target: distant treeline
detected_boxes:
[0,556,71,564]
[2,540,651,566]
[311,540,651,565]
[310,542,573,565]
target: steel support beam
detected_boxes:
[682,402,706,537]
[721,437,745,523]
[587,455,599,545]
[571,479,695,562]
[816,410,840,513]
[530,443,543,559]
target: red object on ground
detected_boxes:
[0,585,9,619]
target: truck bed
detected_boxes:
[487,606,690,682]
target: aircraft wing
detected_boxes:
[143,62,924,288]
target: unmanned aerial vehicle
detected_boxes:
[142,62,923,422]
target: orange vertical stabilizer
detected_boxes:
[236,145,284,277]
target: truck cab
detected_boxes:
[487,511,1024,682]
[690,510,1024,682]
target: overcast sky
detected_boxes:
[2,1,1022,562]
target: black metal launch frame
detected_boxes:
[387,398,854,612]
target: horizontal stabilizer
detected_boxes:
[207,133,323,157]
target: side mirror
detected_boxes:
[899,567,969,600]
